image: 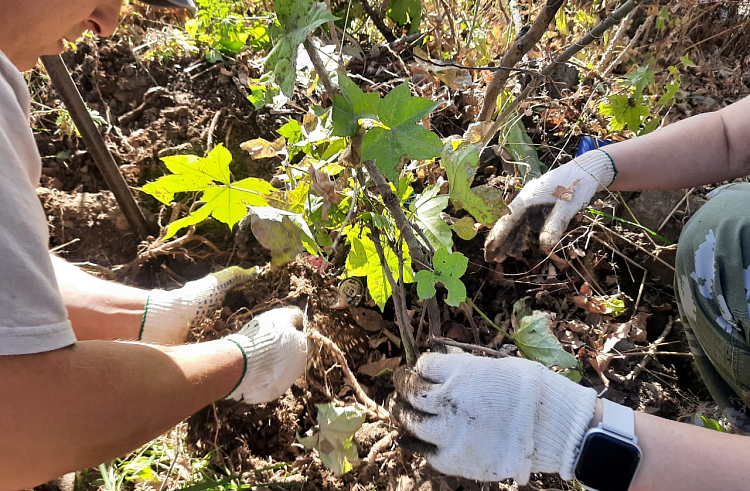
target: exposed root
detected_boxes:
[308,330,393,423]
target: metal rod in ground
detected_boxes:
[41,54,150,239]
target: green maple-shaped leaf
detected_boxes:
[264,0,337,97]
[361,83,442,182]
[345,225,413,311]
[414,247,468,307]
[440,141,506,226]
[512,298,579,372]
[298,403,365,476]
[622,65,655,96]
[599,94,650,132]
[140,145,275,240]
[332,75,380,137]
[410,185,452,250]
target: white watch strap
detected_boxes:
[600,398,637,443]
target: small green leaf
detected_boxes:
[298,403,365,476]
[680,54,696,67]
[410,185,452,250]
[344,225,414,311]
[249,206,317,267]
[450,217,478,241]
[599,95,650,132]
[697,415,727,432]
[361,83,442,182]
[622,65,655,96]
[414,247,468,307]
[512,298,579,371]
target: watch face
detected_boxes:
[574,431,642,491]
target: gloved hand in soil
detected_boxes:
[484,149,616,263]
[223,306,309,404]
[391,353,597,484]
[140,266,260,344]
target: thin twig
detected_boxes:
[359,0,396,42]
[586,216,675,273]
[308,330,393,422]
[603,14,652,77]
[627,317,674,381]
[366,430,400,465]
[431,336,510,358]
[597,8,636,72]
[206,108,224,152]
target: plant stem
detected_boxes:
[368,230,418,366]
[466,298,513,338]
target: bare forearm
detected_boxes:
[0,339,242,490]
[588,400,750,490]
[607,95,750,191]
[51,255,147,340]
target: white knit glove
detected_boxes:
[392,353,597,484]
[223,307,308,404]
[140,266,260,344]
[484,150,616,263]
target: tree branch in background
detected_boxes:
[480,0,640,146]
[303,38,338,98]
[359,0,397,42]
[477,0,565,122]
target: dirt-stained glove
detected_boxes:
[223,307,308,404]
[140,266,260,344]
[392,353,597,484]
[484,150,616,263]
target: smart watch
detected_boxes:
[573,398,642,491]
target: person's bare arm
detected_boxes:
[608,95,750,191]
[0,340,243,491]
[50,255,147,341]
[586,400,750,491]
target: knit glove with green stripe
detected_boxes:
[224,307,308,404]
[140,266,259,345]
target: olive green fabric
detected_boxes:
[675,182,750,431]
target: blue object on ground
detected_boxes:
[576,136,615,158]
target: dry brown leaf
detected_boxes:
[551,178,582,201]
[358,357,402,377]
[630,312,651,342]
[351,307,388,333]
[602,321,632,353]
[240,136,286,159]
[309,165,341,221]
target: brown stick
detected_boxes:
[359,0,396,42]
[303,38,338,98]
[477,0,565,122]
